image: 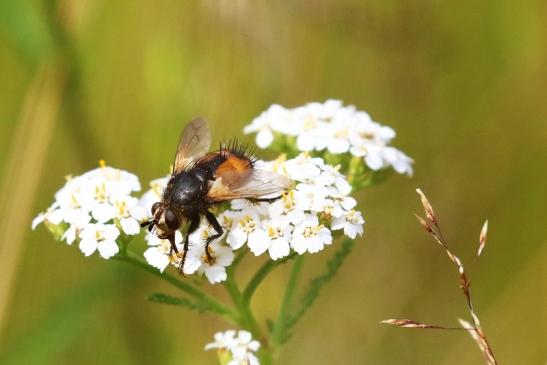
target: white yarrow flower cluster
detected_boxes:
[224,153,364,258]
[205,330,260,365]
[32,162,145,259]
[140,153,364,280]
[244,99,413,175]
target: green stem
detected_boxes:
[223,261,264,342]
[242,254,295,307]
[284,239,355,333]
[242,260,278,306]
[114,250,237,322]
[271,255,304,348]
[223,274,242,305]
[231,249,247,270]
[238,299,264,343]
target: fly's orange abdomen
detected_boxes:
[215,153,253,175]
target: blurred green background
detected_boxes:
[0,0,545,364]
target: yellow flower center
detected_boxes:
[303,227,314,238]
[346,210,360,224]
[238,215,256,233]
[282,190,296,210]
[114,200,128,217]
[70,194,81,209]
[94,230,104,241]
[221,215,233,228]
[334,128,349,139]
[267,226,282,239]
[322,205,333,220]
[302,224,324,238]
[94,183,108,202]
[272,154,289,176]
[303,116,317,131]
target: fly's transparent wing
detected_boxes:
[172,117,212,174]
[207,169,290,202]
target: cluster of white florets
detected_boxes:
[139,153,364,284]
[33,154,364,285]
[32,102,401,285]
[244,99,413,175]
[32,162,145,259]
[224,153,364,258]
[205,330,260,365]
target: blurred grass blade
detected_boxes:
[0,0,53,64]
[0,269,127,365]
[0,62,67,339]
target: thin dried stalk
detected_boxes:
[380,319,462,330]
[382,189,497,365]
[459,318,497,365]
[477,220,489,257]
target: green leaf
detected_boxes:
[147,292,210,313]
[266,318,274,333]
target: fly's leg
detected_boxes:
[247,196,282,204]
[178,216,201,275]
[204,211,223,263]
[167,233,179,256]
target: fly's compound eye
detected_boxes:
[151,202,161,215]
[165,209,180,230]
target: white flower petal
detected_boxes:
[365,152,384,171]
[204,265,227,284]
[331,216,345,231]
[79,238,97,256]
[227,229,247,250]
[296,133,316,151]
[98,240,119,259]
[31,214,45,230]
[183,256,202,275]
[215,246,235,267]
[102,224,120,241]
[144,247,170,272]
[269,237,290,260]
[120,217,140,235]
[248,229,270,256]
[92,203,115,223]
[63,226,77,245]
[256,128,274,148]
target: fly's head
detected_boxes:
[141,201,185,244]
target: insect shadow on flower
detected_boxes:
[141,118,290,274]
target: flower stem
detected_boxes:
[114,250,237,322]
[242,260,278,306]
[223,258,261,337]
[271,255,304,349]
[223,273,242,305]
[222,265,265,343]
[238,299,264,344]
[242,254,295,307]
